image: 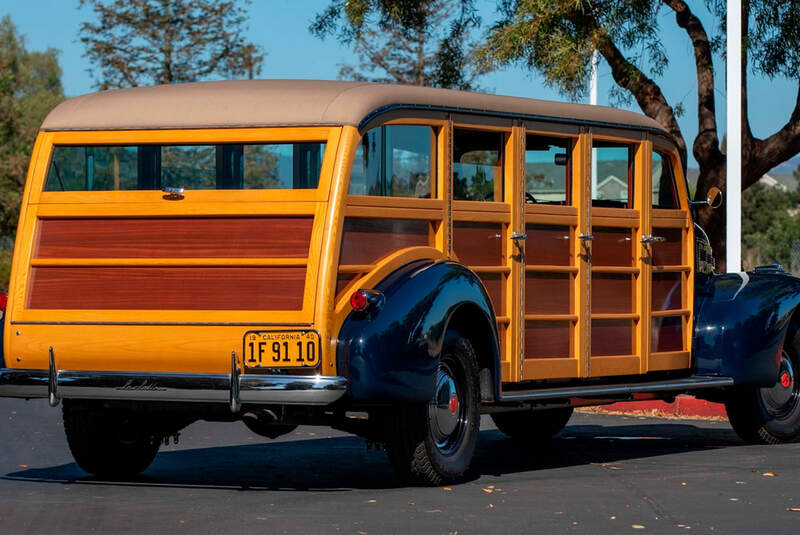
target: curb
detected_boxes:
[589,395,727,419]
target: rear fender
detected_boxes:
[336,260,500,403]
[693,271,800,386]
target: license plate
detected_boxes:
[243,330,320,368]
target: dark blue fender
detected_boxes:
[336,260,500,403]
[693,270,800,386]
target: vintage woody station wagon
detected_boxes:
[1,80,799,485]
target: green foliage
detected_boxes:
[0,15,64,244]
[311,0,486,90]
[79,0,264,89]
[741,182,800,271]
[480,0,667,101]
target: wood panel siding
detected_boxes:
[525,321,571,359]
[651,227,683,266]
[525,224,571,266]
[28,266,306,310]
[651,272,682,311]
[591,227,634,266]
[478,273,504,313]
[652,316,683,352]
[453,222,503,266]
[591,273,633,314]
[591,319,633,356]
[36,217,313,259]
[339,218,429,266]
[525,273,570,314]
[336,273,359,298]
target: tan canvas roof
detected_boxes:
[41,79,668,135]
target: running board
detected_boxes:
[498,376,734,402]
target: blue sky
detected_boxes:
[4,0,797,169]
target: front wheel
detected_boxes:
[725,346,800,444]
[383,336,480,486]
[490,407,573,443]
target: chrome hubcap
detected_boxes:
[761,350,799,418]
[428,362,465,454]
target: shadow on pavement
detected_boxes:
[3,421,745,491]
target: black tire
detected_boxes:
[62,400,160,478]
[725,344,800,444]
[383,336,480,486]
[490,407,573,443]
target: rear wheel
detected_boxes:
[725,346,800,444]
[63,400,160,478]
[383,336,480,486]
[490,407,573,443]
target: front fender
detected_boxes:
[336,260,499,403]
[693,271,800,386]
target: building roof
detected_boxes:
[41,79,668,135]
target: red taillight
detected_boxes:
[350,290,369,312]
[0,292,7,311]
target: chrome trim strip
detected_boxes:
[0,369,347,405]
[499,376,734,402]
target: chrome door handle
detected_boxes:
[641,234,666,244]
[511,232,527,241]
[578,234,594,242]
[162,186,185,200]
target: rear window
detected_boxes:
[44,142,326,191]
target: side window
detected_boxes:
[525,135,570,205]
[45,142,325,191]
[349,125,434,198]
[592,142,634,208]
[651,151,679,209]
[453,129,504,202]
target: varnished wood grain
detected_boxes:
[28,266,306,310]
[525,273,570,314]
[36,217,313,259]
[336,273,358,298]
[339,218,429,266]
[525,224,571,266]
[591,319,633,356]
[652,316,683,352]
[651,272,682,311]
[479,273,504,313]
[453,222,503,265]
[592,227,633,267]
[651,227,683,266]
[591,273,633,313]
[525,321,571,358]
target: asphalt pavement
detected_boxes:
[1,398,799,534]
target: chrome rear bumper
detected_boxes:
[0,368,348,407]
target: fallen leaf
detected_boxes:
[364,499,376,503]
[609,516,616,520]
[488,504,494,508]
[763,472,777,477]
[488,485,495,489]
[729,498,739,502]
[632,525,646,530]
[482,488,493,494]
[680,482,687,486]
[554,511,564,515]
[442,487,452,492]
[736,481,745,485]
[787,508,800,512]
[424,509,442,513]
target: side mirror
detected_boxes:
[690,186,723,208]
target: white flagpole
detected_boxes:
[726,0,742,272]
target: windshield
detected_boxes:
[45,142,326,191]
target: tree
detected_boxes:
[311,0,486,90]
[0,16,64,285]
[78,0,264,89]
[741,182,800,271]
